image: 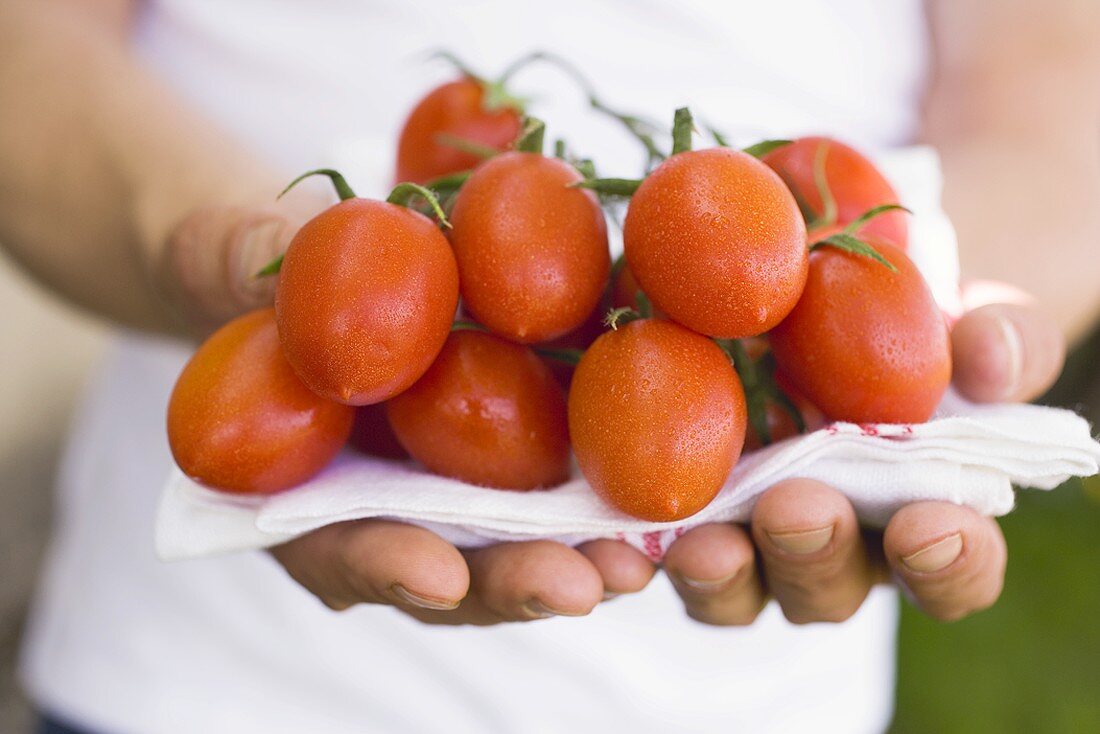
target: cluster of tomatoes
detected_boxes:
[167,56,951,523]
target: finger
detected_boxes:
[751,479,878,624]
[884,502,1007,622]
[576,539,657,598]
[951,303,1065,403]
[163,206,301,331]
[664,523,766,626]
[270,519,469,612]
[460,540,605,623]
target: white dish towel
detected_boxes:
[154,147,1100,561]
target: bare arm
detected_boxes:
[924,0,1100,344]
[0,0,297,333]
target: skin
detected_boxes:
[768,241,953,424]
[569,319,747,522]
[0,0,1092,627]
[386,330,570,490]
[167,309,355,494]
[449,152,610,343]
[275,198,459,405]
[394,77,522,185]
[624,148,808,338]
[762,137,909,247]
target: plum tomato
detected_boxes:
[386,329,570,490]
[623,147,807,339]
[395,77,522,184]
[348,403,408,460]
[448,152,610,343]
[568,318,747,522]
[768,240,951,424]
[762,136,908,248]
[167,309,354,494]
[275,181,459,406]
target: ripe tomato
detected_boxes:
[449,152,610,343]
[167,309,354,494]
[395,77,522,184]
[768,240,951,424]
[762,136,908,247]
[623,148,807,338]
[275,196,459,405]
[386,329,570,490]
[569,319,747,521]
[348,404,408,460]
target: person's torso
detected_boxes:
[22,2,924,732]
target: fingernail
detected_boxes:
[767,525,834,555]
[675,571,738,593]
[522,599,584,619]
[902,533,963,573]
[992,314,1023,400]
[390,583,460,611]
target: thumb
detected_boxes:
[160,205,301,334]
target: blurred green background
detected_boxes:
[891,331,1100,732]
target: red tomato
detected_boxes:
[395,77,522,184]
[768,240,951,423]
[348,404,408,460]
[386,330,570,490]
[569,319,747,521]
[167,309,354,494]
[762,136,908,247]
[275,198,459,405]
[623,148,807,338]
[449,152,610,343]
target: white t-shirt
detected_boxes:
[21,2,929,732]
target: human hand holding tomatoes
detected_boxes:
[572,297,1064,627]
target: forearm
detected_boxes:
[923,0,1100,345]
[0,1,279,332]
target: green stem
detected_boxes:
[717,339,772,446]
[279,169,356,201]
[572,177,643,197]
[493,50,667,165]
[427,49,485,82]
[742,139,793,159]
[810,233,897,272]
[535,347,584,366]
[841,203,911,235]
[451,320,487,333]
[514,117,546,154]
[254,254,283,278]
[671,107,694,155]
[424,170,472,193]
[635,291,654,319]
[435,133,499,159]
[388,182,452,228]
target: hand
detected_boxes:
[271,521,654,625]
[658,300,1066,625]
[147,182,327,334]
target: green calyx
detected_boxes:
[808,139,838,229]
[434,133,499,160]
[451,319,488,333]
[809,203,911,272]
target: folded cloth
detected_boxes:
[156,390,1100,561]
[153,146,1099,562]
